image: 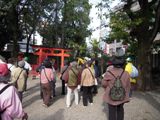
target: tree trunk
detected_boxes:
[61,0,67,48]
[137,39,153,91]
[12,8,19,58]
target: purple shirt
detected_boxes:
[0,83,25,120]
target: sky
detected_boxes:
[87,0,120,46]
[89,0,120,39]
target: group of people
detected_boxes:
[37,57,101,108]
[0,54,138,120]
[38,55,137,120]
[61,60,100,107]
[0,55,31,120]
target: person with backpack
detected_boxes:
[125,57,138,97]
[0,62,28,120]
[64,61,80,108]
[102,56,131,120]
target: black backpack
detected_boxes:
[0,84,10,120]
[108,70,125,101]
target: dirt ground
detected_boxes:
[17,77,160,120]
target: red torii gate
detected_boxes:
[31,45,71,70]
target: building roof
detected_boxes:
[3,42,33,53]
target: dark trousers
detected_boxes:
[41,83,51,106]
[82,86,93,106]
[61,80,66,95]
[18,91,23,102]
[24,70,29,91]
[51,81,56,97]
[129,83,137,97]
[24,77,28,91]
[108,104,124,120]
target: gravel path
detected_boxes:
[17,77,160,120]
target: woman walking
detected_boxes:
[81,61,95,106]
[40,61,55,107]
[102,56,131,120]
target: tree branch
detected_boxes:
[149,1,160,44]
[123,0,135,20]
[138,0,149,11]
[149,0,158,6]
[18,0,29,14]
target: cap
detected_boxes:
[18,60,25,68]
[126,57,132,62]
[24,57,28,61]
[71,61,77,67]
[0,63,9,76]
[111,56,125,66]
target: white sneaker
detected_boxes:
[90,103,93,106]
[66,105,70,108]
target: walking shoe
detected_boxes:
[90,103,93,106]
[82,105,87,108]
[42,103,49,108]
[66,105,70,108]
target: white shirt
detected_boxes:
[24,61,32,71]
[7,63,16,72]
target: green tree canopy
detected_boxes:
[0,0,91,57]
[100,0,160,90]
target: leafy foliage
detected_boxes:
[90,39,100,58]
[0,0,91,57]
[38,0,91,49]
[101,0,160,90]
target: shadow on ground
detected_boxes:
[23,81,66,108]
[133,90,160,112]
[43,109,65,120]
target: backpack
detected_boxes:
[108,70,125,101]
[130,65,138,78]
[0,84,10,120]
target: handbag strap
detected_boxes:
[43,69,50,82]
[70,68,78,78]
[62,66,68,76]
[16,70,23,82]
[0,84,10,95]
[87,68,94,79]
